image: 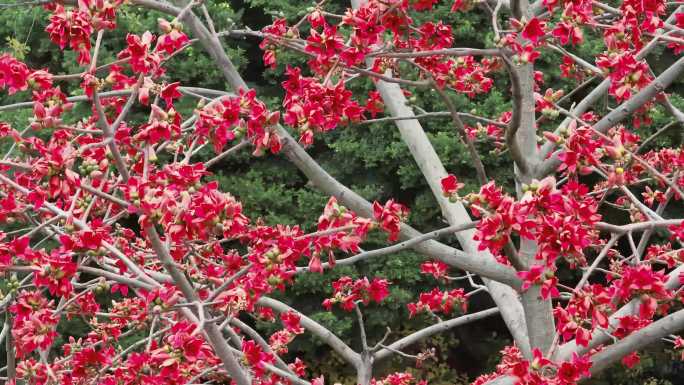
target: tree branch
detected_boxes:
[589,308,684,373]
[257,296,362,366]
[374,307,500,361]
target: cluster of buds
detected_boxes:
[1,275,21,297]
[78,158,108,179]
[536,88,564,119]
[520,176,554,194]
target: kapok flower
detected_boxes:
[323,276,390,311]
[407,287,467,317]
[441,174,465,201]
[372,200,409,242]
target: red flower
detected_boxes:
[120,32,163,75]
[368,278,390,303]
[33,252,77,296]
[242,340,273,376]
[420,261,450,280]
[323,277,390,311]
[451,0,475,12]
[518,265,560,299]
[45,5,94,65]
[135,105,181,145]
[12,308,59,357]
[372,372,425,385]
[441,174,465,200]
[372,200,409,242]
[195,89,280,155]
[552,20,583,45]
[156,19,189,54]
[343,4,385,46]
[305,24,344,61]
[622,352,640,368]
[408,287,467,317]
[521,17,546,43]
[557,353,592,384]
[364,91,384,118]
[260,18,290,68]
[416,22,453,50]
[281,311,304,334]
[282,66,363,145]
[408,0,439,11]
[516,45,540,64]
[674,336,684,360]
[160,82,182,107]
[670,221,684,241]
[0,54,30,95]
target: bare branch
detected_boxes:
[296,221,479,273]
[374,307,500,361]
[590,309,684,373]
[257,296,361,366]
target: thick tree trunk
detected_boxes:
[356,353,374,385]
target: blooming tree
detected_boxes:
[0,0,683,384]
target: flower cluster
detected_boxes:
[420,260,450,280]
[45,5,95,65]
[465,111,510,149]
[260,0,495,99]
[468,177,600,297]
[120,32,164,76]
[243,340,274,377]
[535,88,564,119]
[121,171,249,242]
[554,284,615,346]
[598,53,653,102]
[372,199,410,242]
[544,120,604,175]
[407,287,467,317]
[195,88,282,156]
[280,311,304,334]
[472,347,592,385]
[371,372,427,385]
[612,265,672,319]
[282,67,363,145]
[134,104,182,145]
[157,18,190,54]
[308,197,372,272]
[260,18,291,68]
[32,251,78,296]
[9,291,59,358]
[323,276,390,311]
